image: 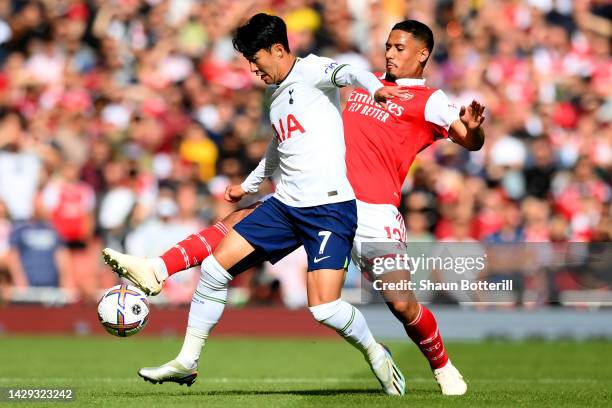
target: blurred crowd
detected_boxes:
[0,0,609,306]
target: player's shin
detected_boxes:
[160,222,229,277]
[175,255,233,369]
[402,304,466,395]
[386,296,467,395]
[402,304,449,370]
[380,271,450,370]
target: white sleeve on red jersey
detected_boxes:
[240,136,279,193]
[424,89,460,136]
[302,54,383,97]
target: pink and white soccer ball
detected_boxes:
[97,284,150,337]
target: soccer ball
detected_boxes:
[97,284,150,337]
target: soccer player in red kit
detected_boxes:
[103,20,484,395]
[341,20,484,395]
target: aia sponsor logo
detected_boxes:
[273,114,305,142]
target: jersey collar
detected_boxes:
[395,77,426,86]
[380,73,426,86]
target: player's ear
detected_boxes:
[272,43,284,58]
[419,47,430,64]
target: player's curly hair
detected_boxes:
[392,20,434,62]
[232,13,291,60]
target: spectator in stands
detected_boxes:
[43,160,98,301]
[6,193,68,290]
[485,201,525,244]
[0,110,41,222]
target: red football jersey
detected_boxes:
[344,73,459,207]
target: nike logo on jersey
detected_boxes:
[313,255,331,263]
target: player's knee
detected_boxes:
[309,298,342,323]
[199,256,233,289]
[388,300,420,323]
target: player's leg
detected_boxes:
[160,206,259,276]
[305,267,404,396]
[379,273,466,395]
[355,201,466,395]
[169,228,262,368]
[139,198,299,385]
[137,229,259,385]
[297,200,405,396]
[102,204,257,295]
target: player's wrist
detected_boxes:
[372,85,385,101]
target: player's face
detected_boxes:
[247,47,282,85]
[385,30,430,79]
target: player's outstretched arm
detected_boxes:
[335,66,410,104]
[449,99,485,151]
[374,86,413,109]
[329,63,411,107]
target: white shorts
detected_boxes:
[351,200,407,278]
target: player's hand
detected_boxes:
[225,184,247,203]
[459,100,485,130]
[374,86,412,109]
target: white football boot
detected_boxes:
[370,343,406,396]
[102,248,164,296]
[138,360,197,386]
[433,361,467,395]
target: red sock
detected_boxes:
[403,305,449,370]
[161,222,229,276]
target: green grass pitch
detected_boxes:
[0,336,610,407]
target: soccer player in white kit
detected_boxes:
[107,13,410,395]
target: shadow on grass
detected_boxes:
[116,388,439,398]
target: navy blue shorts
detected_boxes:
[234,197,357,271]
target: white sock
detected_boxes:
[150,257,169,280]
[309,299,385,366]
[176,327,207,369]
[175,255,232,369]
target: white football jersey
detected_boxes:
[241,54,383,207]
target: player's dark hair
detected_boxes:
[392,20,434,56]
[232,13,290,60]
